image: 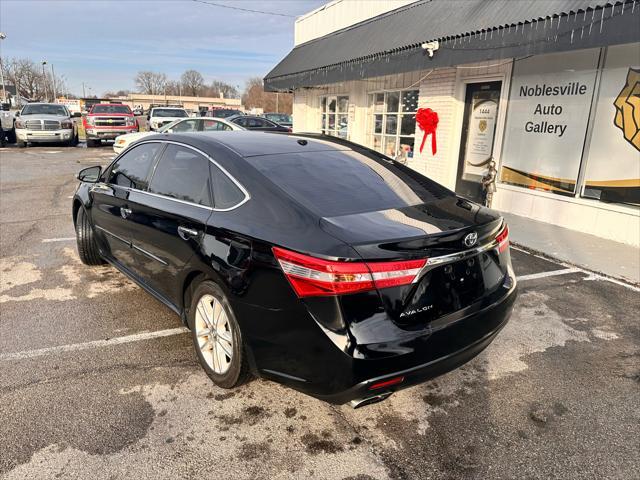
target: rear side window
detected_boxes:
[108,142,160,190]
[210,163,246,209]
[203,120,232,131]
[148,144,212,207]
[245,149,450,217]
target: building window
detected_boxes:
[321,95,349,138]
[368,90,419,161]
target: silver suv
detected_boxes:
[15,103,80,147]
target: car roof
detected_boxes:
[166,131,352,157]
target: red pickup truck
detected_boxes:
[83,103,138,147]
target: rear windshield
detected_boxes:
[245,149,450,217]
[91,105,131,114]
[152,108,188,118]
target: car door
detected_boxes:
[124,143,214,303]
[89,142,163,266]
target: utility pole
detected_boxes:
[50,64,57,100]
[41,60,48,101]
[82,82,86,98]
[0,32,6,102]
[275,92,279,113]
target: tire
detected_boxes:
[6,128,16,144]
[17,138,26,148]
[189,281,250,389]
[86,139,99,148]
[75,207,105,265]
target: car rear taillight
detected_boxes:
[496,224,509,253]
[272,247,426,298]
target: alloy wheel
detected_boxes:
[195,294,233,374]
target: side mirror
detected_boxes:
[77,165,102,183]
[14,111,20,117]
[146,115,150,121]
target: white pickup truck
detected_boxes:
[14,103,80,147]
[147,107,189,131]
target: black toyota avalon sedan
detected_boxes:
[72,131,516,407]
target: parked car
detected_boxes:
[1,103,16,144]
[15,103,80,147]
[227,114,290,132]
[112,117,242,154]
[73,132,516,406]
[132,106,144,116]
[147,107,189,131]
[83,104,138,148]
[263,112,292,128]
[205,109,243,119]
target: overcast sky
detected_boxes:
[0,0,326,96]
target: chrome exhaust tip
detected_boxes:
[349,391,393,409]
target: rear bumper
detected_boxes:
[244,273,517,404]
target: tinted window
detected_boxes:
[248,118,267,128]
[232,117,247,127]
[203,119,232,131]
[245,149,450,217]
[210,163,246,209]
[149,145,212,206]
[108,142,160,190]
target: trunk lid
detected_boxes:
[320,196,509,326]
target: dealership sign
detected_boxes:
[501,49,599,194]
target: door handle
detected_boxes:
[120,207,132,219]
[177,226,199,241]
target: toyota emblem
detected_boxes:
[463,232,478,248]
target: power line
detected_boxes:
[190,0,296,18]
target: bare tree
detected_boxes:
[1,57,47,100]
[180,70,205,97]
[208,80,239,99]
[135,71,167,95]
[242,77,292,113]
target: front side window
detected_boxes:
[320,95,349,138]
[148,144,212,206]
[107,142,161,190]
[247,118,267,128]
[368,90,419,161]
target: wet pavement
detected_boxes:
[1,144,638,480]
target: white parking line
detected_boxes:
[0,327,189,361]
[516,268,581,282]
[42,237,76,243]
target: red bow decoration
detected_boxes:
[416,107,439,155]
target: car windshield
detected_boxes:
[91,105,131,114]
[153,108,188,118]
[21,104,67,116]
[266,114,292,124]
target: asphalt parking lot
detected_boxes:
[0,144,638,480]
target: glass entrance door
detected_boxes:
[455,81,502,203]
